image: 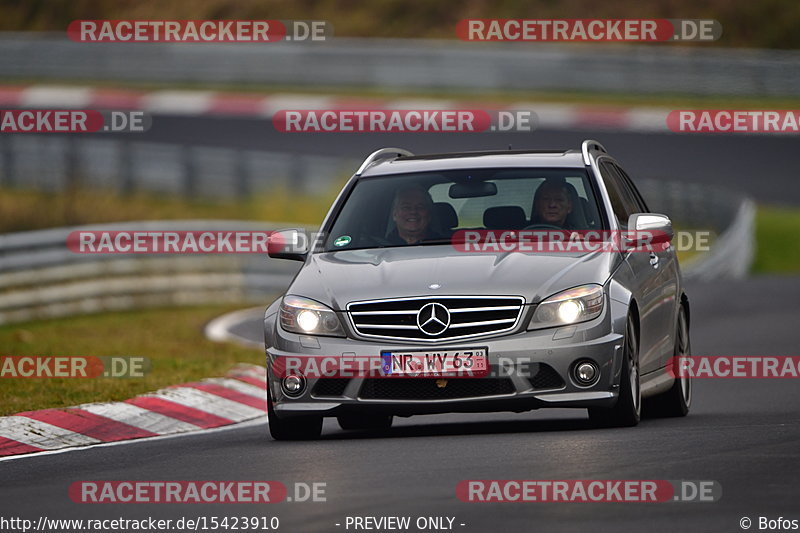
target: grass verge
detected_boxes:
[0,304,270,416]
[8,77,800,110]
[0,186,341,233]
[753,206,800,274]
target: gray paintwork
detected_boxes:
[290,247,620,310]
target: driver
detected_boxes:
[387,185,441,245]
[531,178,574,229]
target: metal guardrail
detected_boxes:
[0,134,354,197]
[638,180,756,281]
[0,180,754,325]
[0,221,303,325]
[2,33,800,96]
[682,198,756,280]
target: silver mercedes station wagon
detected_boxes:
[264,140,691,440]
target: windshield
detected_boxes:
[322,168,605,252]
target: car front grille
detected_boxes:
[358,378,515,400]
[347,296,525,342]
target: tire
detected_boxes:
[337,414,393,431]
[267,387,322,440]
[589,314,641,428]
[644,306,692,418]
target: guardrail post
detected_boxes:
[65,137,80,191]
[235,150,250,199]
[183,145,197,198]
[289,154,306,193]
[1,136,14,187]
[62,138,81,224]
[119,141,135,195]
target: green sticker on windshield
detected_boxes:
[334,235,351,247]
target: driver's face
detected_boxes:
[535,184,573,226]
[393,189,432,237]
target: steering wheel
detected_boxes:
[522,223,566,231]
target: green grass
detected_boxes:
[753,206,800,273]
[0,185,342,233]
[0,304,270,416]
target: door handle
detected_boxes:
[649,252,659,268]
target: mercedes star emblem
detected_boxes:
[416,302,451,336]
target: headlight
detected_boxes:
[279,295,346,337]
[528,284,604,330]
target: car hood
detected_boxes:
[288,246,620,309]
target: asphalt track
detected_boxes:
[112,114,800,205]
[2,119,799,533]
[1,277,799,533]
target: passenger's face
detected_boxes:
[535,184,573,226]
[393,189,431,237]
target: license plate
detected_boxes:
[380,348,489,377]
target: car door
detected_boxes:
[614,163,680,370]
[598,160,664,375]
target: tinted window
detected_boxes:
[599,162,638,227]
[612,163,649,213]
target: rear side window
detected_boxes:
[599,162,638,227]
[613,164,650,213]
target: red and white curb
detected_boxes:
[0,84,671,132]
[205,306,267,350]
[0,363,267,458]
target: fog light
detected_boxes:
[574,361,599,385]
[281,374,305,396]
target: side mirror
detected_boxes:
[627,213,673,246]
[267,229,309,262]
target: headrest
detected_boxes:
[483,205,527,230]
[433,202,458,229]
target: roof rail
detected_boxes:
[355,147,414,176]
[581,139,607,166]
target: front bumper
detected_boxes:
[265,300,628,419]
